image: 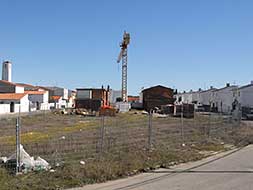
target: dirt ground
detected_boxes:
[0,110,252,190]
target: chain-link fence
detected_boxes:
[0,111,251,173]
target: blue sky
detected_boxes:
[0,0,253,95]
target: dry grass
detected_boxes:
[0,111,251,190]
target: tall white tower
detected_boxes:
[2,61,12,82]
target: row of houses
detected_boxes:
[0,80,76,114]
[0,61,76,114]
[175,82,253,114]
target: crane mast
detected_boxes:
[117,31,130,102]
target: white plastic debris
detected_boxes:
[80,161,85,165]
[34,157,50,171]
[182,143,186,147]
[0,157,7,163]
[141,111,149,115]
[61,136,66,140]
[153,113,168,118]
[6,144,50,172]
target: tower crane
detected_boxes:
[117,31,130,102]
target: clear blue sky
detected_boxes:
[0,0,253,95]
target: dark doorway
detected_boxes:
[10,102,14,113]
[36,102,40,110]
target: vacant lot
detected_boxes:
[0,111,252,190]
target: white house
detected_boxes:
[199,87,217,106]
[25,90,50,111]
[212,84,238,114]
[0,93,29,113]
[174,90,200,105]
[235,81,253,108]
[49,96,66,109]
[66,91,76,108]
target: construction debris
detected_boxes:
[0,157,7,163]
[5,145,50,173]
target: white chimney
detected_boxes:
[2,61,12,82]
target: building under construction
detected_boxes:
[75,86,110,111]
[141,85,175,111]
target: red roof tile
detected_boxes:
[0,93,27,100]
[51,96,61,101]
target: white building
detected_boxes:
[49,96,66,109]
[235,81,253,108]
[212,84,238,114]
[45,86,69,100]
[42,86,72,109]
[0,93,29,113]
[174,90,200,105]
[109,90,122,104]
[199,87,217,106]
[25,90,49,111]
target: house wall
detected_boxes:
[175,92,199,104]
[92,89,106,100]
[199,90,215,106]
[192,92,200,104]
[77,89,92,99]
[43,91,49,103]
[214,87,237,113]
[40,102,50,110]
[0,95,29,114]
[66,97,75,108]
[54,88,68,100]
[15,86,24,93]
[142,86,174,111]
[28,94,44,103]
[0,83,15,93]
[18,95,29,112]
[182,93,193,103]
[238,85,253,107]
[0,104,11,114]
[109,90,122,104]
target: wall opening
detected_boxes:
[10,102,14,113]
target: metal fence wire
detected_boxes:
[0,112,249,173]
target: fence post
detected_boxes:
[16,117,21,174]
[148,110,153,150]
[208,112,211,139]
[100,116,105,155]
[181,104,185,144]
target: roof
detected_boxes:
[36,86,52,91]
[25,91,47,95]
[239,84,253,90]
[76,88,106,91]
[51,96,62,101]
[0,80,23,87]
[17,83,37,88]
[199,88,217,93]
[215,85,238,92]
[0,93,27,100]
[142,85,173,92]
